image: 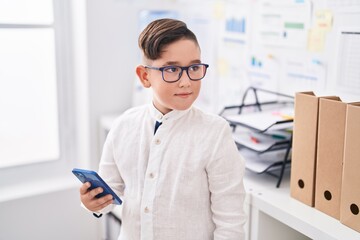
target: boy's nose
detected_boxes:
[178,71,191,87]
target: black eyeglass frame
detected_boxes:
[145,63,209,83]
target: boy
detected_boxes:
[80,18,246,240]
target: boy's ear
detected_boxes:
[136,65,151,88]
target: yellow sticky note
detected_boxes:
[213,1,226,20]
[315,10,333,32]
[307,28,326,53]
[217,58,230,76]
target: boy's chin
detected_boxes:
[173,105,192,111]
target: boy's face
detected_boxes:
[137,39,202,115]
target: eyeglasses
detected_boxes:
[145,63,209,83]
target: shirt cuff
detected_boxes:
[80,202,103,217]
[92,212,103,218]
[80,201,114,216]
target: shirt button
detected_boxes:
[155,139,161,145]
[144,207,150,213]
[158,115,163,120]
[149,173,155,178]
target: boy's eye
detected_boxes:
[189,65,200,71]
[164,66,179,73]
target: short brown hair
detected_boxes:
[138,18,199,61]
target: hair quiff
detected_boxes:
[138,18,199,61]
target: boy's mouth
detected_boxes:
[175,92,192,98]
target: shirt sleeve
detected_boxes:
[97,124,125,215]
[206,122,247,240]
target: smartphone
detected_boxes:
[72,168,122,205]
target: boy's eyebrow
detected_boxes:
[162,60,202,66]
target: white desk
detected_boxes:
[244,170,360,240]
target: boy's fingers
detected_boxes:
[93,195,114,211]
[90,187,103,198]
[79,184,114,212]
[79,182,91,195]
[86,195,112,211]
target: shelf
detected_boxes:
[233,129,291,153]
[244,171,360,240]
[225,106,294,133]
[221,87,294,188]
[241,149,290,174]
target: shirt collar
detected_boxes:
[149,103,191,123]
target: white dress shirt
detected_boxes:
[98,104,246,240]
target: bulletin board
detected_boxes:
[201,0,360,112]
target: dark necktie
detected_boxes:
[154,121,162,135]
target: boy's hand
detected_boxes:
[80,182,114,212]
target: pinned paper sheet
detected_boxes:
[280,56,327,94]
[247,53,279,94]
[336,31,360,95]
[256,0,312,48]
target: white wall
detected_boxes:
[86,0,138,169]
